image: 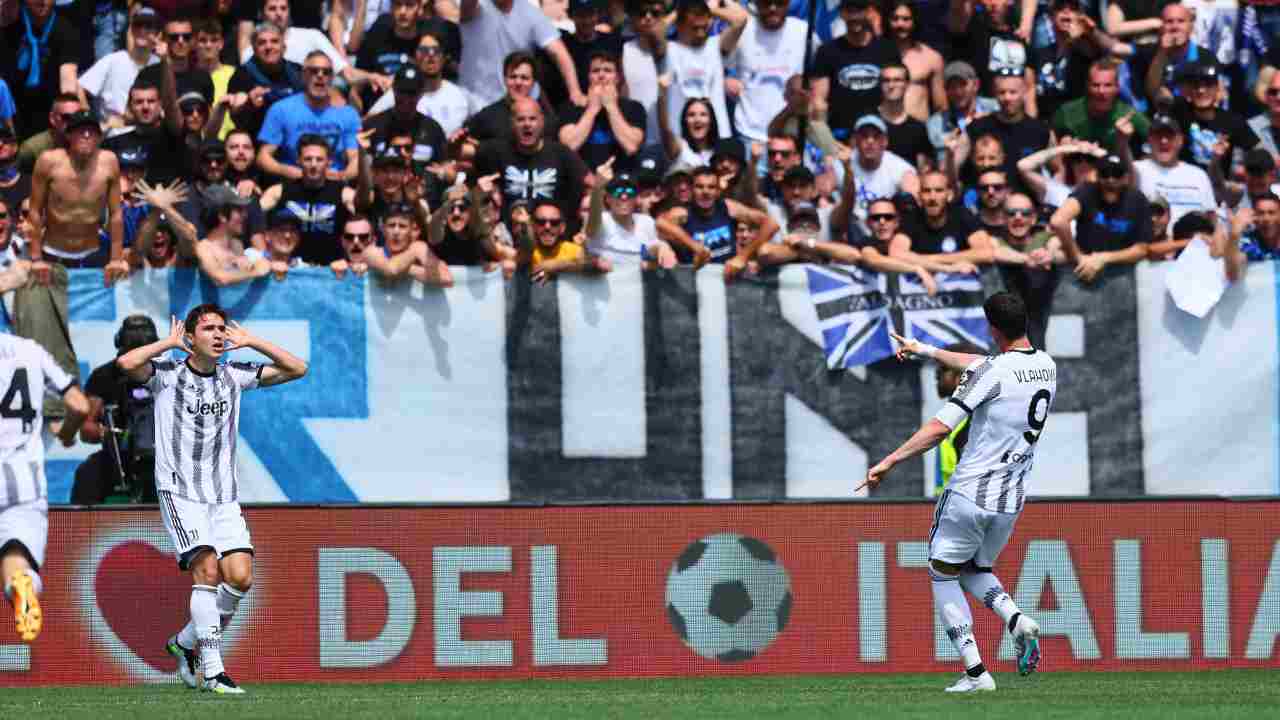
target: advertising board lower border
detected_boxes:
[1,501,1277,685]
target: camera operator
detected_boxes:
[71,315,159,504]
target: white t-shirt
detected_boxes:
[1134,159,1215,225]
[845,150,914,222]
[766,200,832,243]
[241,27,350,71]
[665,39,732,141]
[459,0,559,107]
[934,349,1058,514]
[589,212,660,264]
[366,80,471,136]
[728,18,809,143]
[79,51,159,118]
[0,335,74,506]
[623,41,660,148]
[673,140,713,171]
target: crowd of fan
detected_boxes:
[0,0,1278,358]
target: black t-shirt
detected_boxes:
[364,110,448,169]
[467,99,561,144]
[103,124,185,185]
[473,139,588,231]
[950,13,1028,97]
[813,36,902,133]
[85,359,152,438]
[1,13,80,137]
[1172,102,1260,176]
[434,227,488,265]
[1071,183,1153,253]
[355,21,420,104]
[226,59,305,141]
[1029,43,1092,125]
[136,64,215,104]
[538,29,624,110]
[912,205,980,254]
[0,173,31,214]
[885,116,931,168]
[278,179,348,265]
[965,113,1050,194]
[558,98,647,174]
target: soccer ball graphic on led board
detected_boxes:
[665,533,793,662]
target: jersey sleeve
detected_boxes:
[38,346,75,395]
[227,361,263,391]
[935,357,999,429]
[146,359,177,393]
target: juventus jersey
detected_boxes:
[148,358,262,505]
[0,334,75,506]
[934,348,1057,514]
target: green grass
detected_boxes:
[0,671,1274,719]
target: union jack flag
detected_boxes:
[806,267,990,370]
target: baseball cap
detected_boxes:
[943,61,978,83]
[636,170,662,190]
[131,6,159,26]
[1244,148,1276,175]
[788,202,821,228]
[606,173,638,193]
[199,138,227,159]
[178,91,208,109]
[393,66,423,95]
[854,115,888,134]
[373,147,405,168]
[782,165,815,186]
[710,138,745,165]
[1149,113,1181,134]
[1098,154,1126,178]
[203,183,251,209]
[569,0,600,13]
[1050,0,1081,9]
[383,201,416,220]
[65,110,101,133]
[1177,59,1219,84]
[267,209,301,229]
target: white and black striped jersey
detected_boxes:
[934,348,1057,514]
[0,334,75,506]
[148,358,262,504]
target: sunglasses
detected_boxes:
[868,213,897,223]
[416,46,441,56]
[1005,207,1035,218]
[180,104,205,115]
[305,66,334,77]
[979,183,1007,193]
[1268,88,1280,98]
[610,187,637,199]
[343,232,371,242]
[166,32,192,42]
[534,217,563,227]
[448,203,470,214]
[768,148,794,157]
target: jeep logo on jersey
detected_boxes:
[186,399,229,417]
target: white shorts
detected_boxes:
[928,489,1019,569]
[0,498,48,570]
[158,491,254,571]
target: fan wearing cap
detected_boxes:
[259,133,367,266]
[1170,58,1260,178]
[1049,153,1151,282]
[258,208,305,278]
[363,66,448,181]
[1227,149,1280,211]
[925,61,999,164]
[1133,113,1214,225]
[841,115,919,223]
[1144,194,1180,259]
[364,30,470,137]
[76,7,161,126]
[585,158,680,268]
[948,0,1032,108]
[657,165,778,278]
[811,0,903,141]
[660,0,746,147]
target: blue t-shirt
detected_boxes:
[257,94,360,171]
[0,78,14,122]
[1240,230,1280,262]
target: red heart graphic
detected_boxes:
[94,541,192,672]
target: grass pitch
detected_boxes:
[0,671,1273,719]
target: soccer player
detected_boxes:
[117,305,308,694]
[865,292,1054,692]
[0,334,89,642]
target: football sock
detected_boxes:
[217,583,245,626]
[966,663,987,678]
[177,620,197,650]
[932,567,983,671]
[959,570,1021,629]
[192,584,224,678]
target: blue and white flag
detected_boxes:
[807,267,990,369]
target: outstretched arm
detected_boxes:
[224,321,308,387]
[891,330,984,371]
[864,419,954,489]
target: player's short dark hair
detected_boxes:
[296,133,331,156]
[1172,212,1215,241]
[983,292,1028,341]
[129,79,161,98]
[586,50,620,71]
[503,50,540,80]
[184,303,228,334]
[530,199,563,220]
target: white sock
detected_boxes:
[932,568,983,670]
[960,569,1021,629]
[191,584,224,679]
[177,620,197,650]
[217,583,245,626]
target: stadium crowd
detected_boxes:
[1,0,1280,372]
